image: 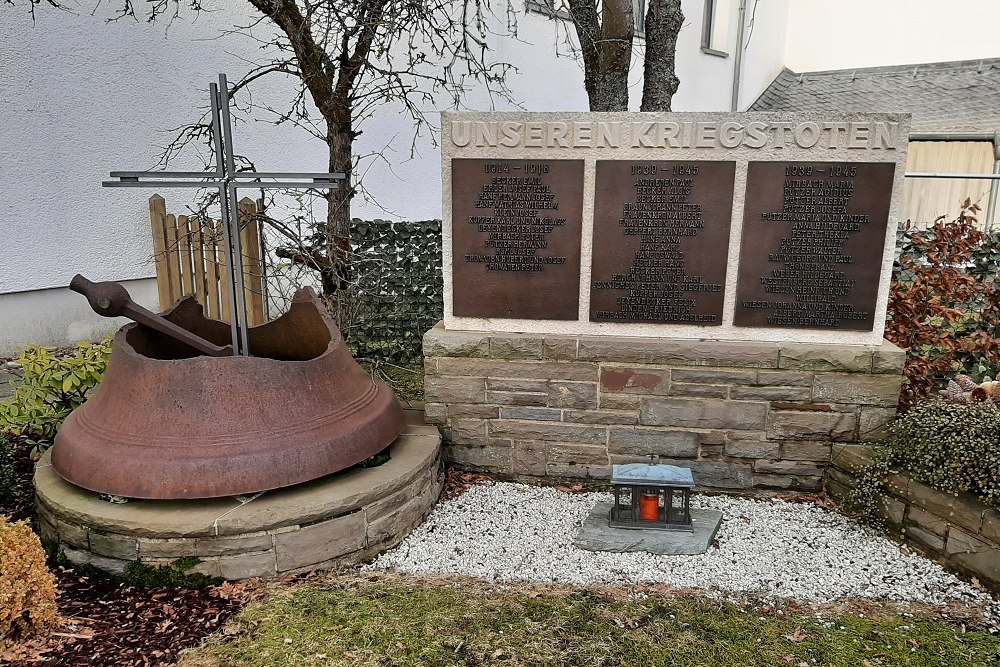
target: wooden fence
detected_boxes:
[148,194,266,324]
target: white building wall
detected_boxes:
[0,0,789,353]
[785,0,1000,72]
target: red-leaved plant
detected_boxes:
[885,200,1000,410]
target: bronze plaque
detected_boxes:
[734,161,896,330]
[451,158,583,319]
[590,160,736,324]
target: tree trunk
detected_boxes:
[568,0,633,112]
[640,0,683,112]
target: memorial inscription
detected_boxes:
[451,158,584,319]
[590,161,735,324]
[734,161,896,330]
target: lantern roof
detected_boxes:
[611,463,695,487]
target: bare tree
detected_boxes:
[11,0,515,311]
[566,0,684,112]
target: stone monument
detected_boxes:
[425,112,910,491]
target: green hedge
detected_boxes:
[344,218,443,367]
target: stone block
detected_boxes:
[780,441,833,462]
[425,375,485,403]
[778,344,873,373]
[824,467,857,493]
[364,470,433,523]
[62,546,127,575]
[487,378,548,393]
[56,519,90,549]
[547,444,610,466]
[511,441,546,475]
[487,390,548,407]
[754,474,823,491]
[753,460,825,477]
[89,531,138,560]
[667,383,729,398]
[830,444,874,474]
[448,404,500,419]
[37,516,58,548]
[489,335,545,359]
[598,393,644,411]
[903,525,946,553]
[982,510,1000,544]
[445,444,512,471]
[824,478,852,502]
[562,409,639,425]
[755,370,814,387]
[444,419,487,446]
[548,381,599,409]
[138,533,274,559]
[217,550,277,580]
[607,428,700,458]
[489,420,607,445]
[872,341,906,374]
[641,397,768,430]
[767,410,857,441]
[873,495,906,526]
[367,483,438,547]
[724,438,781,459]
[542,336,578,360]
[435,357,599,382]
[577,337,779,368]
[499,406,562,421]
[906,505,949,537]
[812,374,903,407]
[424,402,447,422]
[729,385,811,401]
[423,325,490,358]
[599,367,670,394]
[545,463,611,479]
[858,406,898,439]
[683,460,753,489]
[946,528,1000,583]
[906,481,979,530]
[274,511,367,572]
[671,368,757,384]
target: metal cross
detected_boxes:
[104,74,344,356]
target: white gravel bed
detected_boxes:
[369,482,998,617]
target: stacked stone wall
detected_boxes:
[827,445,1000,591]
[424,323,904,491]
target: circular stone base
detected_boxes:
[35,416,442,580]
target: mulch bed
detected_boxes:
[1,437,251,666]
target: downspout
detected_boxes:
[730,0,748,111]
[986,132,1000,231]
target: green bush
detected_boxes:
[0,435,18,501]
[853,401,1000,514]
[0,339,111,454]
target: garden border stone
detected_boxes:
[825,443,1000,591]
[35,411,443,580]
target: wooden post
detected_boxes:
[239,198,266,326]
[148,195,173,311]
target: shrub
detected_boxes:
[852,401,1000,516]
[886,201,1000,409]
[0,519,58,638]
[0,435,18,502]
[0,339,111,455]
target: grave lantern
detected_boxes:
[609,460,695,532]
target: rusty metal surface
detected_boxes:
[450,158,583,319]
[52,288,404,499]
[733,161,895,330]
[70,274,233,357]
[589,160,735,324]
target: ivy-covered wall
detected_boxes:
[345,219,443,367]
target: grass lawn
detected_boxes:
[178,573,999,667]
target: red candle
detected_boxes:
[639,493,659,521]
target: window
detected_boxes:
[701,0,732,57]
